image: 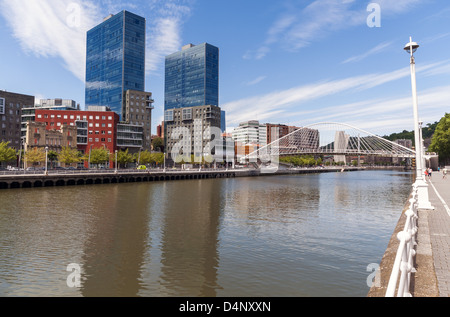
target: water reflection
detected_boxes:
[0,170,414,297]
[157,180,222,297]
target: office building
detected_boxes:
[232,120,267,147]
[165,105,222,163]
[164,43,221,161]
[266,123,319,154]
[164,43,219,111]
[123,90,154,150]
[0,91,35,149]
[85,11,146,120]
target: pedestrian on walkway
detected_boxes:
[443,168,447,180]
[428,168,432,178]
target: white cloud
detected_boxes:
[223,60,450,134]
[245,76,267,86]
[342,41,392,64]
[245,0,425,60]
[145,1,192,76]
[0,0,192,81]
[0,0,101,82]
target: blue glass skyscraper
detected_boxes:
[164,43,219,111]
[85,11,146,120]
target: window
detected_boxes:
[165,110,174,122]
[182,108,192,121]
[0,98,5,114]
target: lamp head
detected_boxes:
[404,37,419,54]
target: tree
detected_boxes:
[25,147,46,166]
[58,147,82,166]
[48,150,59,168]
[428,113,450,164]
[88,147,110,167]
[151,152,164,166]
[137,150,153,165]
[152,137,164,152]
[0,141,17,166]
[114,149,134,168]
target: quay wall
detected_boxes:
[0,167,359,190]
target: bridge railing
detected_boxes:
[385,186,419,297]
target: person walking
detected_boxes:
[443,168,447,180]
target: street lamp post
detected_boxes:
[115,150,118,173]
[88,144,93,169]
[404,36,433,210]
[163,152,166,172]
[138,147,143,166]
[45,146,48,175]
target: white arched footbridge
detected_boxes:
[243,122,417,164]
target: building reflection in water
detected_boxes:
[156,179,223,297]
[80,184,153,297]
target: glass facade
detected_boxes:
[85,11,146,120]
[164,43,219,111]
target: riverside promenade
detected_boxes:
[369,170,450,297]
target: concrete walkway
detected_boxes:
[368,170,450,297]
[421,171,450,297]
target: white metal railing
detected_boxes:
[385,186,419,297]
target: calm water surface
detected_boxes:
[0,170,414,297]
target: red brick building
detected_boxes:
[35,109,120,167]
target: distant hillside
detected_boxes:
[383,121,438,145]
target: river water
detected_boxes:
[0,169,414,297]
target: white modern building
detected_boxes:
[231,120,267,147]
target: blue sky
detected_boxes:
[0,0,449,136]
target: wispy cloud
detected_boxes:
[0,0,101,82]
[0,0,193,81]
[223,59,450,134]
[145,0,192,76]
[342,41,392,64]
[244,0,425,60]
[245,76,267,86]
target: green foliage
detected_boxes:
[0,141,17,164]
[279,155,322,167]
[48,150,58,163]
[152,152,164,165]
[88,147,110,166]
[428,113,450,163]
[383,121,439,145]
[137,150,153,165]
[25,147,45,166]
[152,137,164,152]
[58,147,82,165]
[114,149,134,167]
